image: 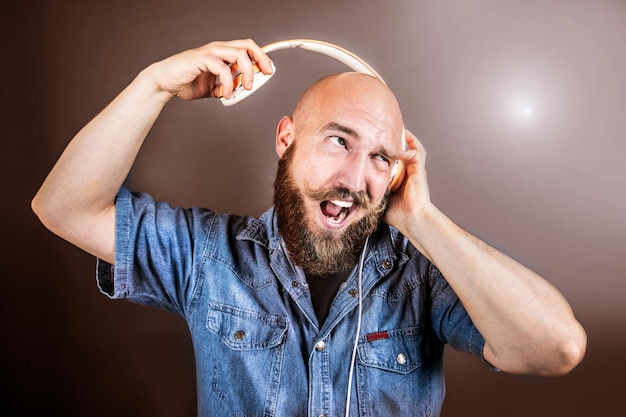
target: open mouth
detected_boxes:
[320,199,356,225]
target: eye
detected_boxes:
[373,154,390,164]
[372,154,392,171]
[329,135,347,148]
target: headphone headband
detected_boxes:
[220,38,386,106]
[261,39,385,83]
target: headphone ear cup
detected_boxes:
[389,129,407,192]
[389,160,406,192]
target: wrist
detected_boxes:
[134,64,176,105]
[400,203,451,261]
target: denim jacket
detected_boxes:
[97,187,487,417]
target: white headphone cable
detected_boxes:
[344,234,369,417]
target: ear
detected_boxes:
[276,116,294,158]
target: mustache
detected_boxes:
[303,186,387,213]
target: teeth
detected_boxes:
[330,200,353,208]
[328,209,348,224]
[322,200,353,225]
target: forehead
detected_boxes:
[299,74,403,147]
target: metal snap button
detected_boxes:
[396,353,407,365]
[233,330,245,341]
[315,340,326,352]
[348,288,359,297]
[381,259,392,270]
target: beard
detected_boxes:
[273,143,389,276]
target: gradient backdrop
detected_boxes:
[3,0,625,415]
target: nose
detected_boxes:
[336,155,369,194]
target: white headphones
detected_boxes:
[219,38,406,191]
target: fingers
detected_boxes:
[403,129,424,152]
[206,39,273,99]
[399,129,426,166]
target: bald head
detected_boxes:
[292,72,404,147]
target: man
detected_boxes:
[32,39,586,416]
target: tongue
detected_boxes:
[321,201,343,217]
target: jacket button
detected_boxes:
[348,288,359,297]
[397,353,407,365]
[315,340,326,352]
[381,259,392,270]
[233,330,245,341]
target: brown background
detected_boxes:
[3,0,624,415]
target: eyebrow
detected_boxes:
[321,122,398,160]
[321,122,358,138]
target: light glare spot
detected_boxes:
[508,97,536,124]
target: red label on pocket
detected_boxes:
[366,331,389,342]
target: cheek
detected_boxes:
[371,173,392,199]
[293,157,336,189]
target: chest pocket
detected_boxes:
[355,326,441,416]
[357,326,424,374]
[206,301,288,350]
[203,302,288,417]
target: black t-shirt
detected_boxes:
[307,270,351,326]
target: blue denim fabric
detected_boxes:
[97,187,487,417]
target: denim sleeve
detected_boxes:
[96,187,210,316]
[428,264,500,371]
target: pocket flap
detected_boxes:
[358,327,424,374]
[206,302,288,350]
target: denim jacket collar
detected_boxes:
[235,207,409,323]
